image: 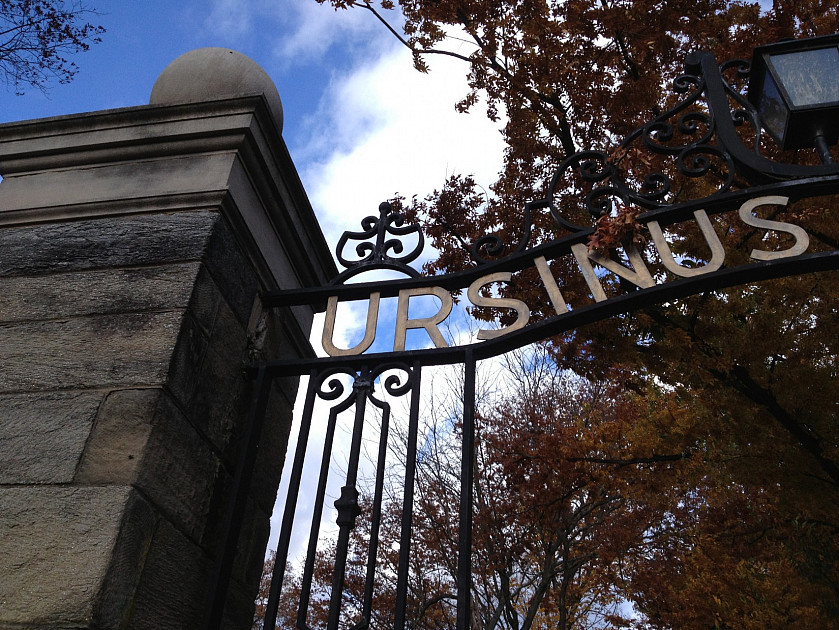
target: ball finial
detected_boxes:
[150,48,283,131]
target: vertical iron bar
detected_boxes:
[204,366,272,630]
[456,350,477,630]
[359,391,394,625]
[327,374,371,630]
[394,362,422,630]
[263,369,319,629]
[297,382,352,629]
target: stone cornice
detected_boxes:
[0,95,337,291]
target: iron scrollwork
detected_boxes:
[333,201,425,283]
[261,362,420,630]
[452,54,759,264]
[546,58,747,235]
[484,50,839,259]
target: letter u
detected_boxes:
[322,292,380,357]
[648,209,725,277]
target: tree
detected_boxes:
[267,0,839,626]
[256,345,838,628]
[256,357,650,629]
[0,0,104,94]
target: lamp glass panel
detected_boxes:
[768,47,839,107]
[757,69,788,142]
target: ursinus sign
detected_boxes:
[321,195,810,357]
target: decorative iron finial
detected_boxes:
[332,201,424,284]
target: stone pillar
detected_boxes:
[0,49,336,629]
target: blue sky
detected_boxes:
[0,0,505,251]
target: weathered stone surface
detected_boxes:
[190,301,249,457]
[0,211,217,277]
[266,315,308,398]
[0,391,102,484]
[123,517,211,630]
[74,389,162,485]
[0,263,200,322]
[202,496,269,629]
[165,309,210,413]
[187,264,224,337]
[202,213,259,328]
[166,259,254,460]
[251,378,295,514]
[89,491,159,630]
[233,499,272,591]
[0,153,236,215]
[0,486,131,625]
[221,580,260,630]
[135,391,221,543]
[0,311,182,392]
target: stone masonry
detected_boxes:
[0,49,336,628]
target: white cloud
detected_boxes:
[202,0,388,63]
[203,0,255,39]
[295,45,506,257]
[275,0,391,65]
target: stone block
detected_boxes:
[135,392,222,544]
[0,211,218,277]
[234,499,272,591]
[0,311,182,393]
[251,378,295,514]
[189,342,247,461]
[90,490,160,630]
[74,388,162,485]
[165,310,210,412]
[189,298,250,456]
[166,262,254,460]
[202,214,259,328]
[208,286,249,363]
[0,263,199,323]
[200,496,270,630]
[188,264,224,337]
[123,517,211,630]
[76,386,221,547]
[0,486,131,626]
[0,391,102,484]
[221,579,260,630]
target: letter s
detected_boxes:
[738,196,809,261]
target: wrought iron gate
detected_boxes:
[205,44,839,630]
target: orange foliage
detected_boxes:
[266,0,839,627]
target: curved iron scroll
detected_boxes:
[333,202,424,283]
[260,362,423,630]
[486,50,839,258]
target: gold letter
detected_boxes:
[322,293,380,357]
[738,196,809,261]
[467,272,531,340]
[648,209,725,277]
[571,243,655,302]
[393,287,453,351]
[533,256,569,315]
